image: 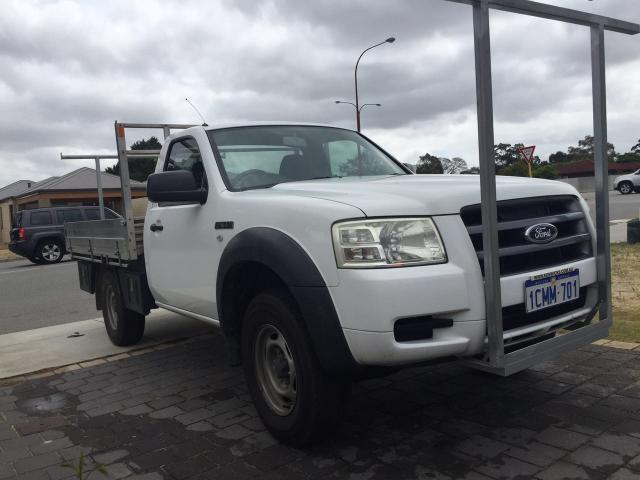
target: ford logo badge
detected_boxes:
[524,223,558,244]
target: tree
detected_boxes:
[494,143,524,168]
[460,166,480,174]
[498,161,529,177]
[440,157,468,174]
[534,164,559,180]
[631,139,640,154]
[549,151,568,164]
[568,135,616,161]
[416,153,443,174]
[105,136,162,182]
[616,152,640,163]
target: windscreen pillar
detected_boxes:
[473,0,504,367]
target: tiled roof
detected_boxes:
[0,180,35,201]
[556,159,640,177]
[15,167,145,198]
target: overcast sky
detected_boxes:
[0,0,639,185]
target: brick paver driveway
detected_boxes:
[2,333,640,479]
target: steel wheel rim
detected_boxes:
[254,324,297,416]
[42,243,61,261]
[105,283,119,331]
[620,183,632,194]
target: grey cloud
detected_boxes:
[0,0,638,185]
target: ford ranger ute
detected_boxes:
[67,122,602,445]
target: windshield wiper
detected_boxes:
[309,175,343,180]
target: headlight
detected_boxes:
[332,218,447,268]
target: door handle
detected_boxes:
[150,224,164,232]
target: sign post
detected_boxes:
[518,145,536,178]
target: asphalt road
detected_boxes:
[0,257,98,335]
[584,190,640,221]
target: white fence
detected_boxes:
[556,175,618,192]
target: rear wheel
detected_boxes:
[241,290,351,446]
[37,239,63,264]
[99,269,145,346]
[619,181,634,195]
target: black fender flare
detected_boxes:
[216,227,359,374]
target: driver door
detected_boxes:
[145,136,219,318]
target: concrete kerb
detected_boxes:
[0,333,215,387]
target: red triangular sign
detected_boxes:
[518,146,536,163]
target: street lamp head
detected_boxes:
[386,37,396,43]
[375,103,382,106]
[335,100,341,104]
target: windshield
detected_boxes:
[207,126,407,191]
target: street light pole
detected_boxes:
[335,101,382,130]
[354,37,395,132]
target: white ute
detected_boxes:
[68,122,602,445]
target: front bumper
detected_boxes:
[329,215,599,367]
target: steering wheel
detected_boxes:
[232,169,283,189]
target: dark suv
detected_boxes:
[9,206,120,264]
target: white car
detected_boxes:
[614,169,640,194]
[69,123,601,445]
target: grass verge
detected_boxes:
[608,242,640,343]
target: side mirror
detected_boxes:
[147,170,208,204]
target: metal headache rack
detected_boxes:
[64,122,195,265]
[61,0,639,376]
[445,0,639,375]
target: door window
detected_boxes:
[165,137,206,188]
[30,211,52,226]
[84,209,101,220]
[57,209,83,224]
[84,208,120,220]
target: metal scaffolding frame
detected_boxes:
[444,0,639,375]
[114,122,195,260]
[60,154,118,219]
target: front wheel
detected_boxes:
[98,269,145,346]
[619,181,634,195]
[241,290,351,446]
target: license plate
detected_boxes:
[524,268,580,313]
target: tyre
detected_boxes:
[618,181,633,195]
[36,239,64,264]
[98,269,145,346]
[241,290,351,446]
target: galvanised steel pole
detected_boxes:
[94,158,105,219]
[473,0,504,368]
[591,24,612,323]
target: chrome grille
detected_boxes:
[460,195,593,277]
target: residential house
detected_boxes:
[0,168,147,247]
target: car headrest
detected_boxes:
[279,154,308,180]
